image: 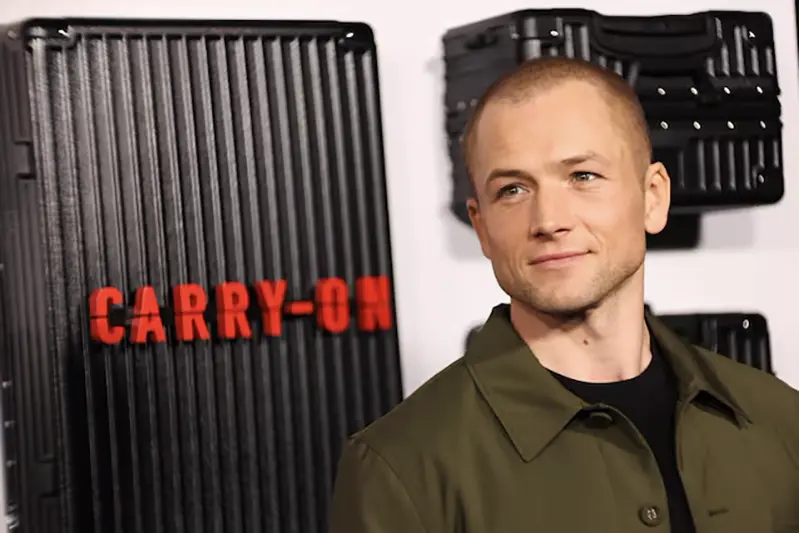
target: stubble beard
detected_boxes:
[496,257,643,323]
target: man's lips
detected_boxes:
[529,251,588,265]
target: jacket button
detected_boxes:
[638,505,662,526]
[585,410,614,429]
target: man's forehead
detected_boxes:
[476,101,622,150]
[473,92,639,165]
[483,83,616,123]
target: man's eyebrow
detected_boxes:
[485,168,534,184]
[559,151,609,166]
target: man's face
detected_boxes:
[467,80,670,317]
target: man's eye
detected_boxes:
[497,184,523,197]
[572,171,598,181]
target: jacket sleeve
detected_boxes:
[329,437,428,533]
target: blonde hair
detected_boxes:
[461,56,652,194]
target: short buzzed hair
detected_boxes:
[461,56,652,194]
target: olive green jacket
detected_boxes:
[329,304,799,532]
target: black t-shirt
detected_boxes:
[550,343,696,533]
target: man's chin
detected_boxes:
[524,294,601,320]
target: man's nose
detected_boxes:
[529,183,574,238]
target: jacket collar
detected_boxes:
[464,304,750,463]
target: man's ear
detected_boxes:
[466,197,480,226]
[467,197,492,259]
[643,162,671,235]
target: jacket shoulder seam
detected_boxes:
[352,436,432,533]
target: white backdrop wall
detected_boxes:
[0,0,797,530]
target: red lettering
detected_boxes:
[216,282,252,339]
[89,287,125,344]
[286,301,314,315]
[130,286,166,343]
[173,284,210,341]
[253,279,287,336]
[355,276,392,331]
[316,278,350,333]
[90,276,393,344]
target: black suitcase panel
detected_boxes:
[0,18,402,533]
[444,10,783,221]
[657,312,772,373]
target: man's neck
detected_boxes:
[510,277,651,383]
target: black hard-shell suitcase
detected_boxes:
[444,10,784,224]
[657,312,773,373]
[0,17,402,533]
[465,311,772,373]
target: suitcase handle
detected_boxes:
[591,14,719,71]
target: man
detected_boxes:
[328,57,799,532]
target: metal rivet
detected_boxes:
[760,121,766,129]
[757,175,765,184]
[690,87,698,95]
[7,30,17,39]
[657,87,665,95]
[456,101,466,111]
[756,86,763,94]
[727,121,735,129]
[723,87,731,94]
[345,32,354,38]
[693,121,701,129]
[550,30,559,37]
[660,121,668,129]
[743,319,750,329]
[748,31,755,38]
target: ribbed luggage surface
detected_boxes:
[443,10,783,224]
[658,313,772,373]
[465,312,772,373]
[0,18,402,533]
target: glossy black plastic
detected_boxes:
[0,17,402,533]
[657,312,772,373]
[444,9,784,225]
